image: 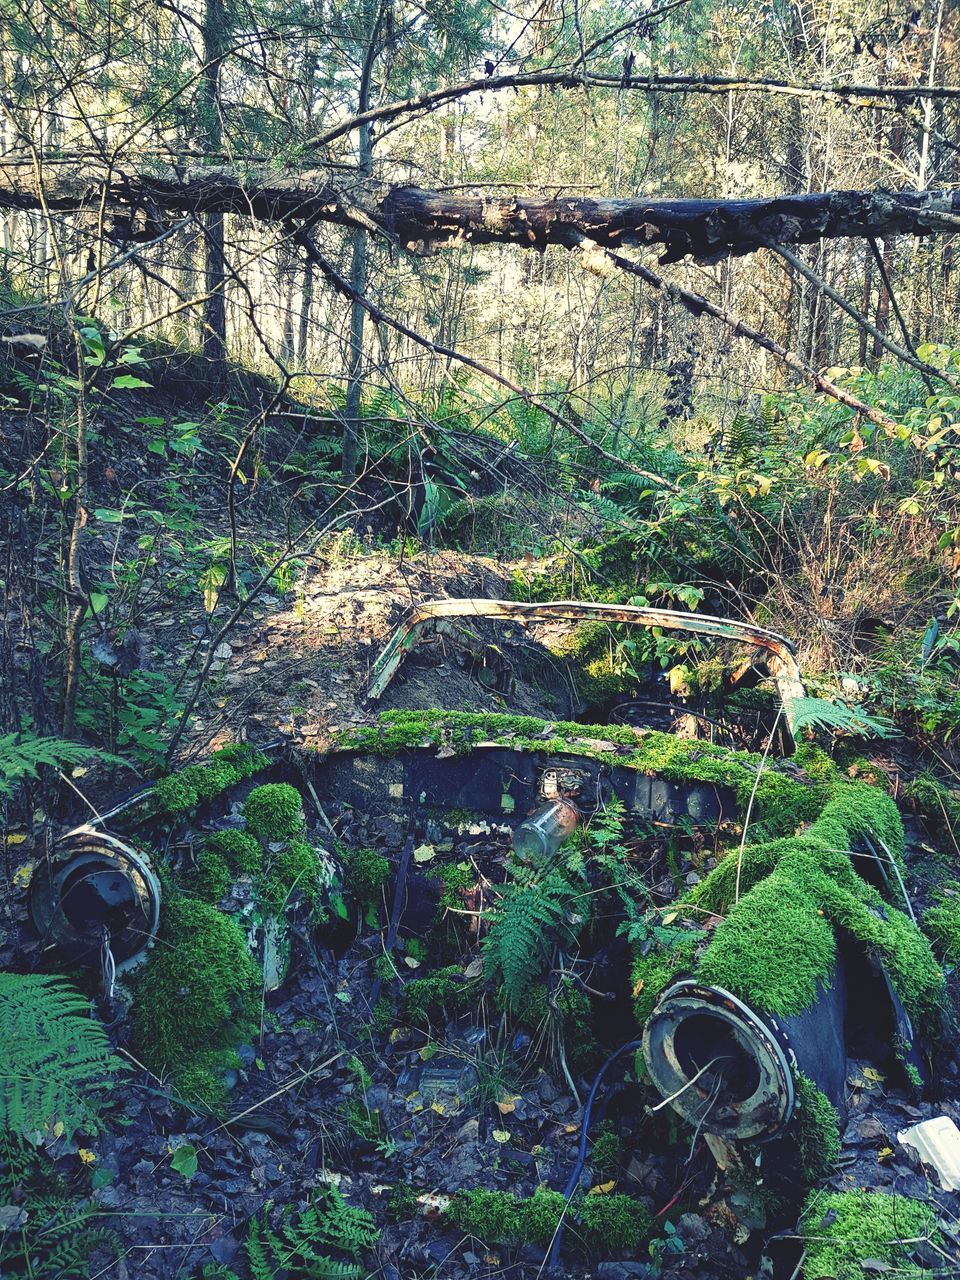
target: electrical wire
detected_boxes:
[546,1036,645,1270]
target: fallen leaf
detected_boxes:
[588,1180,616,1195]
[413,844,435,863]
[492,1129,511,1143]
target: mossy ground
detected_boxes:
[449,1186,652,1254]
[798,1190,940,1280]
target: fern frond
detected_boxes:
[0,974,124,1141]
[0,733,121,800]
[483,871,577,1005]
[790,696,899,740]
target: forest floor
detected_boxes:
[9,548,960,1280]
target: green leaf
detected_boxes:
[110,374,152,389]
[171,1143,198,1180]
[88,591,110,615]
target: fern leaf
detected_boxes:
[483,872,574,1005]
[0,733,124,800]
[790,696,899,740]
[0,974,123,1142]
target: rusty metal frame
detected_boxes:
[365,598,805,742]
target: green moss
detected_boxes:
[371,994,395,1032]
[674,778,944,1032]
[332,710,820,838]
[206,829,263,876]
[922,884,960,964]
[131,896,261,1108]
[153,744,268,817]
[435,861,474,915]
[792,1074,841,1185]
[798,1191,940,1280]
[589,1123,623,1178]
[698,874,837,1016]
[577,1193,651,1252]
[511,979,600,1070]
[630,935,701,1027]
[903,771,960,825]
[388,1182,419,1222]
[193,847,231,900]
[448,1188,651,1253]
[793,743,840,781]
[340,845,390,904]
[243,783,305,840]
[401,965,474,1023]
[258,836,320,914]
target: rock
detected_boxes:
[597,1264,650,1277]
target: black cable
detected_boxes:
[547,1036,645,1269]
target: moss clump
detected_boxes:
[798,1190,940,1280]
[153,744,268,816]
[589,1123,623,1178]
[193,847,231,900]
[340,845,390,904]
[577,1193,651,1252]
[401,965,475,1023]
[793,743,840,782]
[449,1188,651,1253]
[673,780,943,1033]
[922,883,960,965]
[699,874,838,1017]
[792,1074,842,1185]
[434,861,475,915]
[903,771,960,825]
[511,978,600,1070]
[630,934,701,1027]
[243,783,305,841]
[258,836,320,914]
[206,829,262,876]
[131,896,261,1108]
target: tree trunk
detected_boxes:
[201,0,228,391]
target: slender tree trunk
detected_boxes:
[202,0,228,392]
[342,2,379,481]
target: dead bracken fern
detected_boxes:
[0,973,124,1142]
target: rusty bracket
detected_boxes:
[365,598,805,744]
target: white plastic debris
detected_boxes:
[897,1115,960,1191]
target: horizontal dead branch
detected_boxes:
[3,155,960,261]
